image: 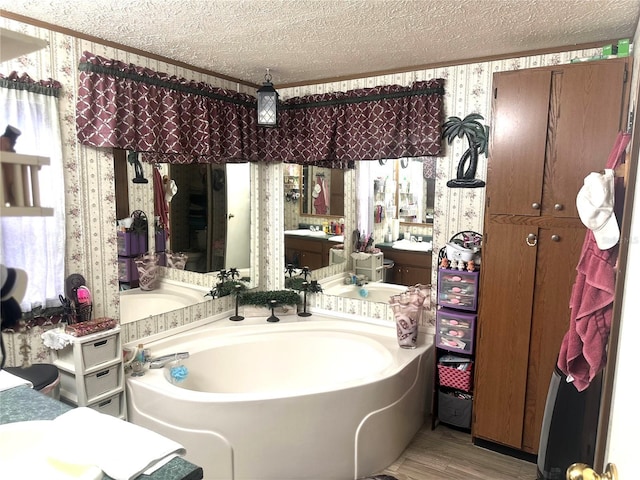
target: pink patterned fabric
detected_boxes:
[76,52,444,167]
[76,52,259,164]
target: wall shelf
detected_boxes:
[1,151,53,217]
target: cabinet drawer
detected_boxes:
[436,309,476,354]
[60,365,122,404]
[88,391,126,418]
[438,269,479,311]
[56,332,120,370]
[84,366,121,401]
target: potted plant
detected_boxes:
[238,290,301,317]
[442,113,489,188]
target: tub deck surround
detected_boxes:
[119,279,212,324]
[319,274,433,327]
[126,314,434,480]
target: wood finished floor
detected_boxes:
[376,420,538,480]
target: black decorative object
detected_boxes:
[266,299,280,323]
[128,151,148,184]
[257,68,278,127]
[298,281,312,317]
[442,113,488,188]
[229,284,244,321]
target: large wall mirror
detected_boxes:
[283,164,348,276]
[358,158,435,237]
[168,162,250,273]
[114,150,253,287]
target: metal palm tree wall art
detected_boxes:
[442,113,489,188]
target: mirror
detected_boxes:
[168,163,250,273]
[372,158,434,225]
[114,150,253,288]
[299,165,345,217]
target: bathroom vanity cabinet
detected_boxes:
[54,327,127,420]
[375,246,432,286]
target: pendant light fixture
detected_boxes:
[257,68,278,127]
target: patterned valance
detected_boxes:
[75,52,444,167]
[263,80,445,165]
[0,72,62,97]
[76,52,259,164]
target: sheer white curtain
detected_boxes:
[1,84,65,310]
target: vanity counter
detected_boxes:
[375,242,433,286]
[0,384,203,480]
[284,231,344,269]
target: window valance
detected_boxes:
[76,51,259,164]
[0,72,62,97]
[75,52,444,167]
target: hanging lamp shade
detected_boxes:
[257,68,278,127]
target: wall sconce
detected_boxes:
[257,68,278,127]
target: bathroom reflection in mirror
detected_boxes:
[168,162,250,273]
[113,150,251,278]
[299,165,345,217]
[374,158,434,224]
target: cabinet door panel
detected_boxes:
[473,221,537,448]
[522,225,584,452]
[487,70,551,216]
[544,60,628,218]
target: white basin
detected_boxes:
[328,235,344,242]
[392,239,432,252]
[284,229,327,237]
[0,420,103,479]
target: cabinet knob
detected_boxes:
[526,233,537,247]
[531,202,541,210]
[551,234,560,242]
[554,203,564,211]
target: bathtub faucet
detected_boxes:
[148,352,190,369]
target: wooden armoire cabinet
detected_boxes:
[472,57,631,454]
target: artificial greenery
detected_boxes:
[238,289,301,307]
[217,280,248,297]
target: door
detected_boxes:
[487,69,551,216]
[224,162,250,269]
[543,60,628,218]
[522,225,585,452]
[473,221,537,448]
[602,217,637,478]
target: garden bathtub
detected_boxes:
[126,314,433,480]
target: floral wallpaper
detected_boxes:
[0,14,612,366]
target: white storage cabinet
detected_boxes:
[54,327,126,419]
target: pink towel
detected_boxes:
[557,231,617,391]
[557,131,630,391]
[153,167,170,238]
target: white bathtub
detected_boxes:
[126,314,433,480]
[322,276,408,303]
[119,280,210,323]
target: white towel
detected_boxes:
[0,369,33,392]
[41,328,75,349]
[50,407,185,480]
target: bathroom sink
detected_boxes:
[392,239,433,252]
[0,420,102,479]
[284,229,327,237]
[328,235,344,242]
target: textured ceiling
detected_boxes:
[1,0,639,87]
